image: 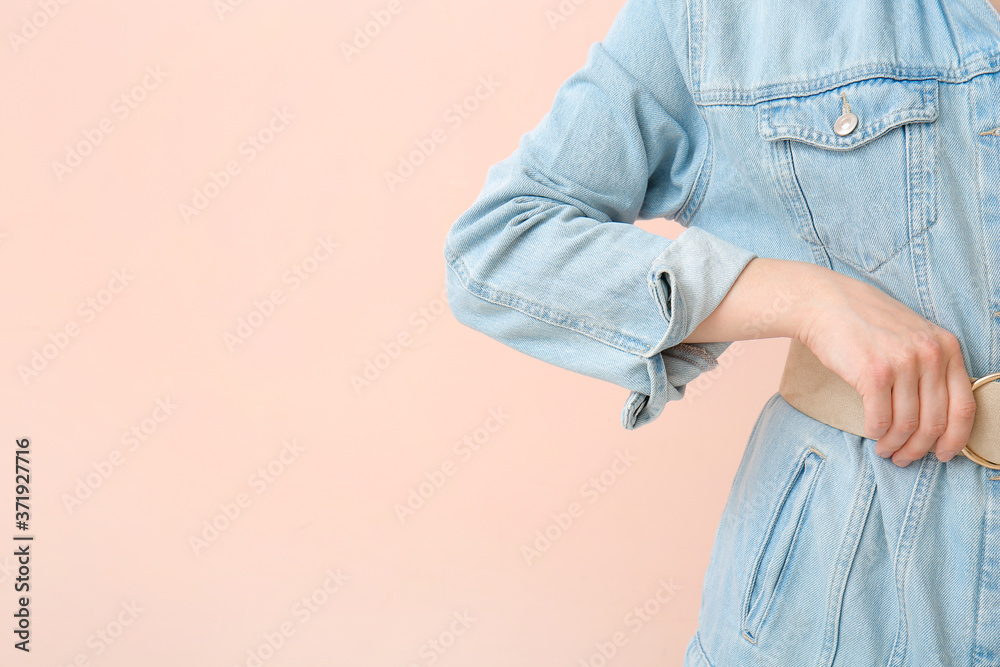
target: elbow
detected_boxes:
[442,220,494,336]
[441,196,547,326]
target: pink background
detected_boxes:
[2,0,790,664]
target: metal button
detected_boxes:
[834,112,858,136]
[834,91,858,136]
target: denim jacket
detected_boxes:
[442,0,1000,432]
[444,1,1000,664]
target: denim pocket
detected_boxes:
[740,446,825,643]
[695,395,886,665]
[757,77,939,273]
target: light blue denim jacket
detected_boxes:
[444,0,1000,664]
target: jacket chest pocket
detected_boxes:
[758,78,939,273]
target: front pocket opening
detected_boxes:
[741,447,825,644]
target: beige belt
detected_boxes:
[778,338,1000,469]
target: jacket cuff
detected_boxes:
[621,225,758,429]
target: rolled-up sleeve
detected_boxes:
[442,0,758,429]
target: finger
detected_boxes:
[861,360,893,442]
[879,365,920,461]
[892,348,949,466]
[934,350,977,462]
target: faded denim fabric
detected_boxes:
[443,0,1000,664]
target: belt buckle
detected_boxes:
[959,372,1000,469]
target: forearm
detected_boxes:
[681,257,822,344]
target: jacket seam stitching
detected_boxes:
[694,630,716,667]
[671,0,709,224]
[686,0,703,97]
[444,246,651,356]
[676,111,713,224]
[603,2,700,224]
[694,58,1000,105]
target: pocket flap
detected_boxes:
[757,78,938,150]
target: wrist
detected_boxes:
[681,256,825,344]
[734,257,804,340]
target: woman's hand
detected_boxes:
[683,256,976,467]
[792,268,976,466]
